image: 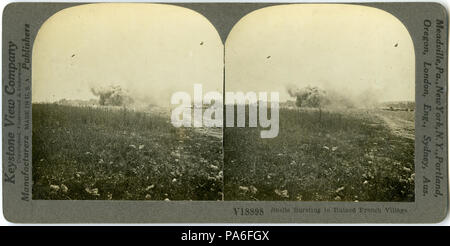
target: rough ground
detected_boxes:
[374,110,415,140]
[224,108,415,202]
[32,104,223,200]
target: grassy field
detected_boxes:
[224,107,415,202]
[32,103,223,200]
[33,103,414,202]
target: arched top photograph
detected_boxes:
[225,4,415,105]
[32,3,223,108]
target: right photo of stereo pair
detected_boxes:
[223,4,415,202]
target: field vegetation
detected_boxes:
[32,103,223,200]
[224,107,415,201]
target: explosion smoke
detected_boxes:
[287,84,378,109]
[90,85,134,106]
[287,85,330,108]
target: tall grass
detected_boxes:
[32,103,223,200]
[224,107,415,201]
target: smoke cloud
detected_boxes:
[287,84,378,109]
[90,85,134,106]
[287,85,329,108]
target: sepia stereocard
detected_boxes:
[32,3,415,202]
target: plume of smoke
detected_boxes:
[286,84,377,109]
[90,85,134,107]
[287,85,330,108]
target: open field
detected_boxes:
[224,107,415,201]
[33,103,415,202]
[32,103,223,200]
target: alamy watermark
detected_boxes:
[171,84,279,138]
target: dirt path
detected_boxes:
[374,111,415,140]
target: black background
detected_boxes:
[1,226,447,245]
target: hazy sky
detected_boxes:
[32,3,223,107]
[225,4,415,103]
[33,3,415,106]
